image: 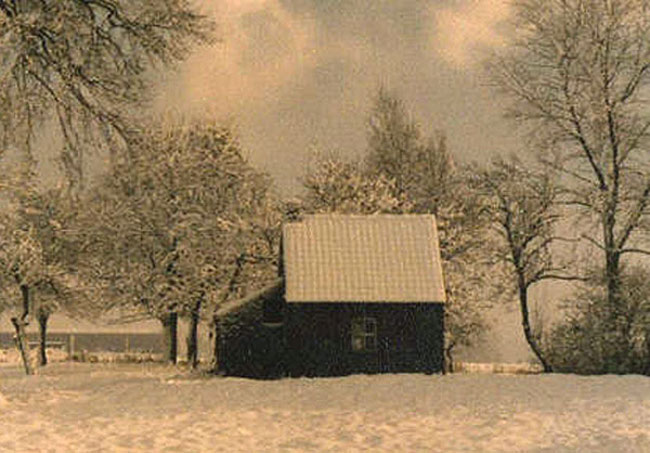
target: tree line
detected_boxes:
[2,0,650,376]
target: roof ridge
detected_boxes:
[302,213,436,222]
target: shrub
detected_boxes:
[545,267,650,375]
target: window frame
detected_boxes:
[351,316,377,352]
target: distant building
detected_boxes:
[216,214,446,378]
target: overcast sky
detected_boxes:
[156,0,518,195]
[0,2,544,360]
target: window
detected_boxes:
[351,317,377,351]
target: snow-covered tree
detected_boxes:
[0,0,213,186]
[78,118,279,365]
[301,152,412,215]
[0,170,78,373]
[490,0,650,352]
[474,156,565,371]
[301,91,502,369]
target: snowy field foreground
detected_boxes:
[1,363,649,452]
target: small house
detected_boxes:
[216,214,446,378]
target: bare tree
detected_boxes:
[475,157,570,371]
[0,0,213,186]
[490,0,650,338]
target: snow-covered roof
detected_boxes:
[283,214,446,303]
[216,278,284,317]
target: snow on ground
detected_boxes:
[0,363,649,452]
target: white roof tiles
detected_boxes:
[283,214,446,303]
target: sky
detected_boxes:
[158,0,534,361]
[3,0,537,361]
[157,0,534,361]
[157,0,518,195]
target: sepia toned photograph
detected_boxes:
[1,1,649,451]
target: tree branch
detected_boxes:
[0,0,14,18]
[620,248,650,256]
[528,272,589,288]
[616,180,650,251]
[582,234,606,251]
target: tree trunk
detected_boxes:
[518,280,552,372]
[211,318,224,374]
[603,214,622,311]
[37,309,50,366]
[161,312,178,364]
[603,212,628,368]
[12,284,35,375]
[11,317,34,375]
[444,344,454,374]
[644,328,650,376]
[186,299,201,369]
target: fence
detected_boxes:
[0,332,163,355]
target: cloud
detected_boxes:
[431,0,511,68]
[154,1,517,194]
[158,0,318,116]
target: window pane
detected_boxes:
[351,319,364,335]
[351,317,378,351]
[365,318,376,333]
